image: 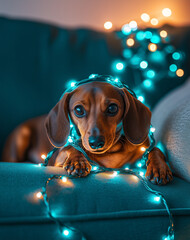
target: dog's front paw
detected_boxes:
[145,160,173,185]
[63,155,91,177]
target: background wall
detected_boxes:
[0,0,189,30]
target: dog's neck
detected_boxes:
[84,135,140,168]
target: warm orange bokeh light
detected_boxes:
[126,38,135,47]
[176,69,184,77]
[160,30,167,38]
[148,43,157,52]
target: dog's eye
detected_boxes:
[74,105,86,118]
[106,103,118,116]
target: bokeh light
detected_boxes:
[160,30,167,38]
[148,43,157,52]
[104,21,112,30]
[150,18,159,26]
[126,38,135,47]
[176,69,184,77]
[141,13,150,22]
[162,8,172,17]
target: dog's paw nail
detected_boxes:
[76,169,79,174]
[70,166,74,171]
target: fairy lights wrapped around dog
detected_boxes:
[39,74,174,240]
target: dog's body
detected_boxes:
[2,79,173,185]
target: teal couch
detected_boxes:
[0,163,190,240]
[0,17,190,240]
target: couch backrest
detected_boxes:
[0,17,189,157]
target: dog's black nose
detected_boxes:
[89,136,105,149]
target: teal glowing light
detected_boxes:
[67,80,77,88]
[150,34,161,44]
[143,79,152,88]
[154,196,161,202]
[165,45,174,53]
[137,162,142,168]
[145,31,152,39]
[112,61,125,72]
[123,49,132,59]
[139,171,145,177]
[146,70,155,78]
[92,166,98,171]
[140,61,148,69]
[63,229,70,236]
[89,74,98,79]
[130,55,141,66]
[121,24,131,35]
[149,51,164,63]
[169,64,177,72]
[137,96,144,103]
[136,31,145,41]
[116,62,124,70]
[172,52,181,60]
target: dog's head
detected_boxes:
[45,80,151,153]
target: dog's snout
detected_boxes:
[89,136,105,149]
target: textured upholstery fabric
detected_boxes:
[152,79,190,182]
[0,162,190,240]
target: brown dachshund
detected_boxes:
[2,79,173,185]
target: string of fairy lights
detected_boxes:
[33,8,185,240]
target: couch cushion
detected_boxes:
[0,162,190,240]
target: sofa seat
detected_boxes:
[0,162,190,240]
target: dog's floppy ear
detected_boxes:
[45,92,70,148]
[122,88,151,145]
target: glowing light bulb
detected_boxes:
[141,13,150,22]
[70,124,73,128]
[126,38,135,47]
[62,229,70,236]
[176,69,184,77]
[139,171,144,177]
[38,163,43,167]
[154,196,161,202]
[137,162,142,168]
[140,61,148,69]
[36,192,43,199]
[121,24,131,35]
[114,78,119,82]
[70,81,76,87]
[125,167,129,170]
[67,136,73,143]
[140,147,146,152]
[172,52,181,60]
[160,30,167,38]
[169,64,177,72]
[150,18,159,26]
[143,79,152,88]
[137,96,144,103]
[89,74,98,79]
[148,43,157,52]
[62,177,67,183]
[162,8,172,17]
[41,154,46,160]
[104,21,112,30]
[116,62,124,71]
[112,171,118,176]
[146,70,155,78]
[150,127,156,133]
[129,20,137,30]
[92,166,98,171]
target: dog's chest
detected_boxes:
[89,142,142,168]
